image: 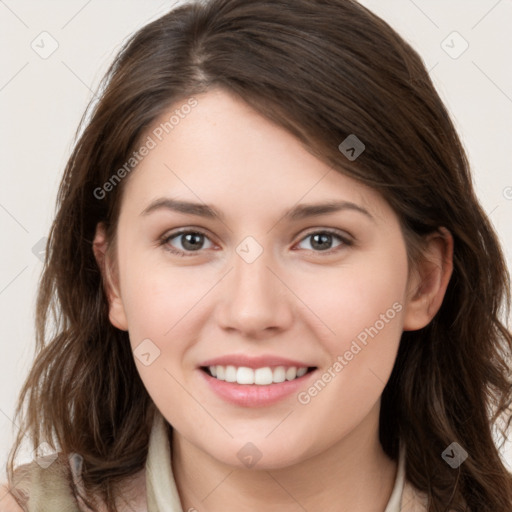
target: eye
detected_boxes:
[161,230,215,256]
[295,229,352,254]
[160,228,352,257]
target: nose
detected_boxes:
[215,245,294,338]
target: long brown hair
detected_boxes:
[6,0,512,510]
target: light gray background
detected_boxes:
[1,0,511,480]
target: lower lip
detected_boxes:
[198,368,317,407]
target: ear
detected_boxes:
[92,222,128,331]
[402,227,454,331]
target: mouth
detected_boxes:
[200,365,317,385]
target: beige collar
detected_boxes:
[144,409,423,512]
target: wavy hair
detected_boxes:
[6,0,512,510]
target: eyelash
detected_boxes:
[158,228,353,258]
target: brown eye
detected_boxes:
[162,230,214,256]
[296,230,352,253]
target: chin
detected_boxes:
[205,438,311,471]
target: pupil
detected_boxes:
[312,233,331,250]
[183,233,203,250]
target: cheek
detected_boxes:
[297,246,408,353]
[117,240,207,330]
[292,243,408,408]
[269,250,408,456]
[116,249,210,406]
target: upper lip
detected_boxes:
[199,354,316,369]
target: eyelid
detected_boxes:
[296,227,353,243]
[162,226,211,239]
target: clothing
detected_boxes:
[9,409,429,511]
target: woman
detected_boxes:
[2,0,512,510]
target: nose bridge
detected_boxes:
[234,246,275,298]
[217,237,292,334]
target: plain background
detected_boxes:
[1,0,511,481]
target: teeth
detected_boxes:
[296,367,308,377]
[255,367,274,385]
[207,365,310,385]
[237,366,255,384]
[285,367,296,380]
[273,366,286,383]
[225,365,237,382]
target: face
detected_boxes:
[98,88,433,470]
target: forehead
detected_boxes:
[120,88,390,224]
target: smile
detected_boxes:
[202,365,315,385]
[198,365,318,407]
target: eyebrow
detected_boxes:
[140,198,374,222]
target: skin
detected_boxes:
[93,88,453,511]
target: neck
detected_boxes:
[170,404,398,512]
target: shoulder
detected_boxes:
[0,453,78,511]
[1,454,147,512]
[0,484,25,512]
